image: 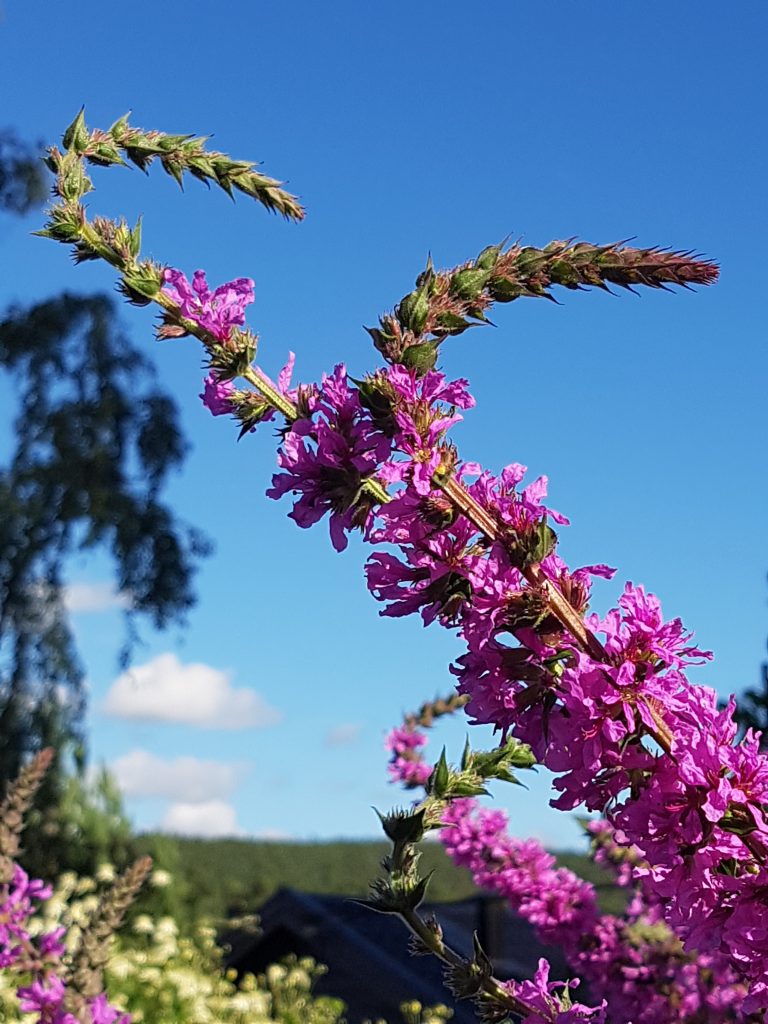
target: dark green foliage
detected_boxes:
[0,292,209,879]
[132,835,625,930]
[24,768,136,883]
[732,580,768,751]
[131,836,478,929]
[722,575,768,752]
[0,130,47,215]
[555,851,628,916]
[0,293,209,875]
[734,664,768,751]
[0,127,205,876]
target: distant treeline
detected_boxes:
[134,835,626,928]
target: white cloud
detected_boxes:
[103,652,281,729]
[324,722,363,747]
[162,800,243,838]
[63,582,131,614]
[111,749,249,802]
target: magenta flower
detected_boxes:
[507,959,606,1024]
[267,364,391,551]
[593,582,713,671]
[162,268,255,341]
[380,366,475,496]
[200,372,236,416]
[17,976,78,1024]
[440,799,746,1023]
[89,993,130,1024]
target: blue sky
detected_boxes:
[1,2,766,847]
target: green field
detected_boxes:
[134,835,627,927]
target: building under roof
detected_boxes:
[222,888,568,1023]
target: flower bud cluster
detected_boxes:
[368,241,719,368]
[369,803,600,1024]
[385,693,470,788]
[53,108,304,220]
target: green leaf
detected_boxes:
[409,870,434,910]
[449,779,489,798]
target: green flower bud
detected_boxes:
[435,311,471,335]
[487,275,523,302]
[59,161,92,202]
[429,748,450,798]
[474,242,503,271]
[128,217,142,260]
[109,113,131,138]
[401,342,438,375]
[121,269,161,302]
[158,133,193,152]
[62,108,89,155]
[549,258,580,287]
[187,155,217,181]
[504,518,558,570]
[514,247,548,275]
[88,142,125,167]
[161,158,185,188]
[377,808,426,845]
[397,288,430,334]
[450,779,490,797]
[415,254,436,294]
[449,267,489,301]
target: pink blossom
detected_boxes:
[162,268,254,341]
[200,372,236,416]
[267,365,391,551]
[504,959,606,1024]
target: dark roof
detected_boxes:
[222,888,567,1024]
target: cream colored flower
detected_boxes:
[132,914,154,935]
[95,863,116,883]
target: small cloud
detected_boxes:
[162,800,243,838]
[324,722,363,748]
[103,652,281,729]
[253,828,294,841]
[112,749,249,803]
[63,582,131,614]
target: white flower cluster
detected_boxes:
[0,865,344,1024]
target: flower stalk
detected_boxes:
[42,110,768,1018]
